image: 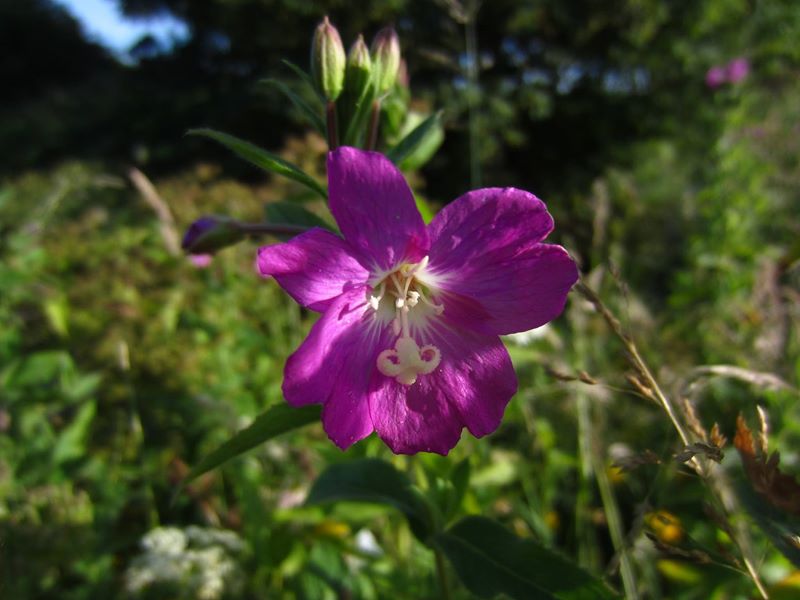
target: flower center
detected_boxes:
[368,256,444,385]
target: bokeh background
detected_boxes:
[2,1,799,598]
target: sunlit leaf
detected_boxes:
[435,516,619,599]
[386,111,443,168]
[414,194,436,224]
[53,400,96,465]
[188,128,327,199]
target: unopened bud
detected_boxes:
[181,216,244,254]
[371,26,401,93]
[345,35,372,97]
[311,16,346,101]
[397,58,409,89]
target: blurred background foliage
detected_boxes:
[1,0,799,598]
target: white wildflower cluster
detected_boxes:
[125,525,245,599]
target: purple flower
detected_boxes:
[726,57,750,84]
[257,148,578,454]
[705,65,726,89]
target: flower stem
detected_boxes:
[236,222,310,236]
[434,546,453,600]
[366,99,381,151]
[326,101,339,149]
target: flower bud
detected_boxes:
[397,58,409,90]
[370,26,401,94]
[311,16,346,101]
[181,216,244,254]
[345,34,372,98]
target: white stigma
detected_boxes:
[377,337,441,386]
[368,256,444,386]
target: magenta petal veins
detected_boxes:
[258,147,579,455]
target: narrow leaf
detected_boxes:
[188,128,327,199]
[306,458,435,543]
[282,59,323,101]
[386,111,443,167]
[185,404,321,484]
[436,516,619,600]
[260,79,325,135]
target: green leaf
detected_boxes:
[386,111,444,168]
[414,194,435,224]
[306,458,436,543]
[53,400,96,465]
[185,404,321,484]
[264,202,334,232]
[283,59,323,101]
[260,79,325,135]
[188,128,327,199]
[436,516,619,600]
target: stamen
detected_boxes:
[368,282,385,312]
[415,287,445,315]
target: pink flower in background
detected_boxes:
[705,65,726,88]
[726,57,750,84]
[706,57,750,89]
[257,147,578,454]
[190,254,213,268]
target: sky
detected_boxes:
[54,0,189,54]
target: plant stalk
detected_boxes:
[366,99,381,151]
[434,546,453,600]
[236,222,310,236]
[464,4,481,188]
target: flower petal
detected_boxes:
[369,323,516,455]
[257,228,369,312]
[328,147,428,270]
[426,187,578,335]
[282,286,393,449]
